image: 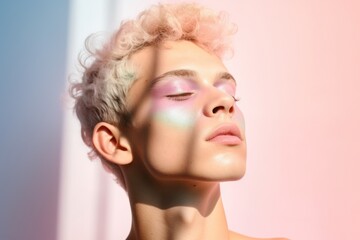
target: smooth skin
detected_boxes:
[92,40,288,240]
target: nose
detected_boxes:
[203,89,235,117]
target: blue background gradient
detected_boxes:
[0,1,69,239]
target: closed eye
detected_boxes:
[166,92,194,101]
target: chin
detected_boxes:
[205,154,247,182]
[222,169,246,182]
[214,166,246,182]
[188,162,247,183]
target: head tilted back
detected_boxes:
[70,3,237,185]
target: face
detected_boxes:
[126,40,246,182]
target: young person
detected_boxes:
[71,3,287,240]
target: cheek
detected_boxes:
[234,107,246,133]
[144,105,198,174]
[153,108,195,128]
[151,101,197,129]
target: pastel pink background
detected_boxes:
[2,1,358,240]
[214,1,360,239]
[57,1,360,240]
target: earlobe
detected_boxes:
[92,122,133,165]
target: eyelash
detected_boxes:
[233,96,240,102]
[166,93,240,103]
[166,92,194,101]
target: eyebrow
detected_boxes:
[215,72,237,85]
[151,69,197,84]
[151,69,236,85]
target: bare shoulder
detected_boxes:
[229,230,289,240]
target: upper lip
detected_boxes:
[205,123,242,141]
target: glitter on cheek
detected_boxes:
[153,108,196,128]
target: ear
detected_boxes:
[92,122,133,165]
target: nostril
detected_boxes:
[212,106,225,114]
[229,105,234,113]
[212,105,234,114]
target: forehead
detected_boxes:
[129,40,229,83]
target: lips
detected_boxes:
[206,123,242,145]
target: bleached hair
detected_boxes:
[70,3,237,182]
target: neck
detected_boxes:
[125,177,230,240]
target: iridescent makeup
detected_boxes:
[153,108,196,128]
[151,75,198,128]
[149,69,242,129]
[151,75,198,103]
[214,80,237,99]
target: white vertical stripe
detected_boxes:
[57,0,113,240]
[58,0,159,239]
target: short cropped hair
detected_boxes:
[70,3,237,182]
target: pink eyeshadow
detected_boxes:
[151,78,197,98]
[214,81,236,96]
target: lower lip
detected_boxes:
[208,135,242,145]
